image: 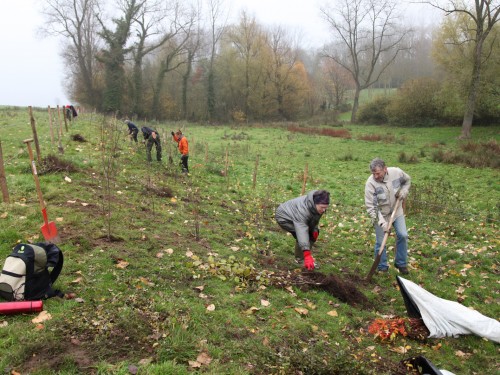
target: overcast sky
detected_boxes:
[0,0,440,107]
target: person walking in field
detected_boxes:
[364,157,411,274]
[124,120,139,143]
[275,190,330,271]
[141,126,162,162]
[171,129,189,173]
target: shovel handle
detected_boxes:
[24,138,46,211]
[366,197,402,281]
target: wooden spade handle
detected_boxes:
[366,197,402,281]
[24,138,46,211]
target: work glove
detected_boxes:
[303,250,315,270]
[395,190,407,200]
[312,229,319,242]
[171,131,175,136]
[378,219,390,232]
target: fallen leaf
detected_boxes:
[260,299,270,307]
[64,176,72,183]
[244,307,260,315]
[81,202,89,206]
[67,200,76,204]
[206,304,215,311]
[165,248,174,255]
[56,217,64,222]
[294,307,308,315]
[0,212,8,219]
[32,311,52,324]
[75,298,85,303]
[186,250,193,258]
[196,352,212,365]
[390,345,411,354]
[194,285,204,292]
[455,350,471,358]
[306,302,316,310]
[189,360,201,368]
[327,310,338,317]
[116,260,129,269]
[128,364,138,374]
[156,252,164,258]
[71,277,82,284]
[171,197,177,203]
[0,321,8,327]
[432,343,442,351]
[230,246,240,251]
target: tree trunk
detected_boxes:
[460,38,483,139]
[351,86,361,123]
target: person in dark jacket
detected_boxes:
[124,120,139,143]
[275,190,330,270]
[141,126,162,162]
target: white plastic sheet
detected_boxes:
[398,277,500,343]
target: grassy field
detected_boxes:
[0,106,498,374]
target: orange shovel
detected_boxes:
[24,139,60,243]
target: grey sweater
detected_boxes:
[364,167,411,222]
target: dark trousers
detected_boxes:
[146,137,162,161]
[181,154,189,172]
[130,129,138,142]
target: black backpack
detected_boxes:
[0,243,64,301]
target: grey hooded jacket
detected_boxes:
[275,190,323,252]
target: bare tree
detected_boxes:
[41,0,101,108]
[227,11,264,120]
[322,59,353,109]
[206,0,229,121]
[423,0,499,139]
[130,0,195,117]
[321,0,412,122]
[264,26,302,120]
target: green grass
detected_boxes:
[0,106,498,374]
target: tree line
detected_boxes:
[41,0,499,138]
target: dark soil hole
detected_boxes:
[145,185,174,198]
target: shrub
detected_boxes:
[432,140,499,168]
[398,152,419,164]
[357,96,391,124]
[386,78,444,127]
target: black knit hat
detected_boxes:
[313,190,330,205]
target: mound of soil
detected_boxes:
[71,134,87,142]
[41,154,78,173]
[297,271,372,308]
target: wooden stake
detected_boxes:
[253,155,259,190]
[225,148,229,181]
[301,162,308,195]
[48,106,54,144]
[28,106,42,163]
[56,105,64,154]
[63,105,69,132]
[0,141,10,203]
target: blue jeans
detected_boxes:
[374,215,408,270]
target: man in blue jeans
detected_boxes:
[364,158,411,274]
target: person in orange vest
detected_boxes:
[171,129,189,173]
